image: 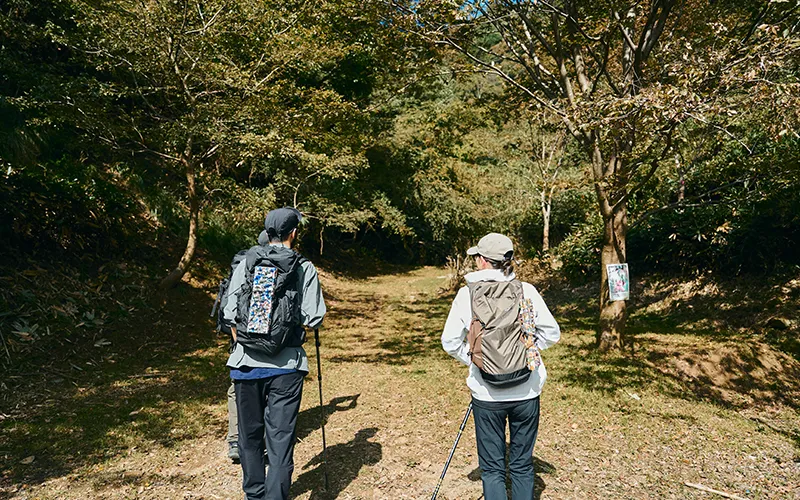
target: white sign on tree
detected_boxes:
[607,264,630,302]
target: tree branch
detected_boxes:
[612,122,677,212]
[438,37,568,120]
[741,2,772,44]
[564,2,591,94]
[184,3,225,35]
[638,0,676,64]
[551,12,576,106]
[686,112,753,154]
[495,22,560,99]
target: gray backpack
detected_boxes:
[467,279,530,387]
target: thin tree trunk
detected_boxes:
[160,160,199,289]
[677,155,686,202]
[597,204,627,351]
[542,203,551,253]
[588,137,628,351]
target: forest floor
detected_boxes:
[1,265,799,499]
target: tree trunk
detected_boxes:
[160,160,199,289]
[597,204,627,351]
[542,203,551,253]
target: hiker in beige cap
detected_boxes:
[441,233,560,500]
[466,233,516,270]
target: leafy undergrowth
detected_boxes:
[0,259,153,369]
[1,266,798,499]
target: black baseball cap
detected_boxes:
[264,207,303,240]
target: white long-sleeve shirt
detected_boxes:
[441,269,560,402]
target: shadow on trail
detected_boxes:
[0,282,230,493]
[296,394,360,443]
[86,470,196,494]
[292,427,382,499]
[467,455,556,500]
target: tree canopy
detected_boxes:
[2,0,798,348]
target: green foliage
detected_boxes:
[2,0,799,284]
[558,215,603,282]
[0,157,146,253]
[200,180,276,262]
[0,0,439,268]
[359,74,522,261]
[629,136,800,274]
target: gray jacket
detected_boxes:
[224,243,326,372]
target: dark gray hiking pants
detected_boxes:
[472,396,540,500]
[235,372,304,500]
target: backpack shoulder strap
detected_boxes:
[466,281,479,321]
[510,279,524,302]
[289,252,308,276]
[230,249,248,269]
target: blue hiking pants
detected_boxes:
[472,396,540,500]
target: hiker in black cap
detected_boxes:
[222,207,326,500]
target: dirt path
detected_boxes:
[4,267,799,499]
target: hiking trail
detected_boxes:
[3,267,798,499]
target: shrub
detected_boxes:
[557,215,603,283]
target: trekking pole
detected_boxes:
[431,402,473,500]
[314,328,330,491]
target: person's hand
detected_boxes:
[231,326,237,343]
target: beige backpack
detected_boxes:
[466,279,531,387]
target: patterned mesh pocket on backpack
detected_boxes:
[520,298,541,370]
[248,266,278,334]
